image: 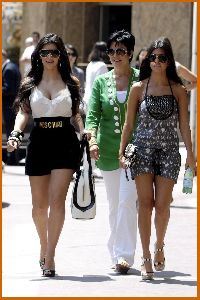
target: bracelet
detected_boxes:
[89,136,97,148]
[8,130,24,147]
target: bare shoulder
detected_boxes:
[130,80,147,97]
[171,81,187,97]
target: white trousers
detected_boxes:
[101,168,138,266]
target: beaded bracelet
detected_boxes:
[8,130,24,147]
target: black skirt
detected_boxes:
[25,117,81,176]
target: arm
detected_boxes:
[85,78,102,160]
[70,113,84,136]
[119,83,141,166]
[176,61,197,91]
[177,85,196,174]
[7,109,30,152]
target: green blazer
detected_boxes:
[85,68,139,171]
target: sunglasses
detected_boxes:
[106,48,128,56]
[67,52,76,57]
[149,54,168,63]
[39,49,60,58]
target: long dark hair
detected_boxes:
[88,41,109,64]
[107,29,135,63]
[15,33,80,115]
[139,37,183,85]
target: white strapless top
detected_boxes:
[30,85,73,118]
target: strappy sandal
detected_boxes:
[154,243,165,271]
[116,257,130,274]
[43,269,56,277]
[141,257,154,280]
[39,258,45,270]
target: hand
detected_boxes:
[185,153,196,176]
[7,140,18,152]
[119,155,127,169]
[90,145,99,160]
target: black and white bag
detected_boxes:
[71,135,96,219]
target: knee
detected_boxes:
[155,203,170,217]
[138,196,154,213]
[49,196,65,211]
[32,203,48,218]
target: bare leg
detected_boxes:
[29,175,50,261]
[44,169,73,270]
[154,176,175,263]
[135,174,154,273]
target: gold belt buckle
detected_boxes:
[39,121,63,128]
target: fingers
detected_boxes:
[90,147,99,160]
[7,141,18,152]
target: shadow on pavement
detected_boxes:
[2,202,10,208]
[171,205,196,210]
[30,274,114,282]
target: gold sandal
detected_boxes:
[154,243,165,271]
[141,257,154,280]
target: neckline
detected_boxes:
[111,68,135,104]
[35,85,68,101]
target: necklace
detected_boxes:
[104,69,137,134]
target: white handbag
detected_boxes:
[71,135,96,220]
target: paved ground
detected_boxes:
[2,146,197,297]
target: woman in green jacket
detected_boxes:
[86,30,139,274]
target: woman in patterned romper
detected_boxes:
[119,37,196,280]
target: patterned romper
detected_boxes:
[130,78,181,183]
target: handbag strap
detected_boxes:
[80,133,93,174]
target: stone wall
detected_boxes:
[21,2,193,67]
[21,2,100,62]
[132,2,193,68]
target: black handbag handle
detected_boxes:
[72,134,96,212]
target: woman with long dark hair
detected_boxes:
[7,33,83,277]
[119,37,196,280]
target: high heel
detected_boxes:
[39,258,45,270]
[154,243,165,271]
[141,257,154,280]
[43,269,55,277]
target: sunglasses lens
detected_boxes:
[149,54,167,63]
[107,49,114,56]
[107,48,127,56]
[116,48,126,56]
[40,49,60,57]
[149,54,156,62]
[159,55,167,62]
[67,52,75,57]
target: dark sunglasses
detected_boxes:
[149,54,168,63]
[39,49,60,58]
[106,48,128,56]
[67,52,76,57]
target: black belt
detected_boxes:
[34,117,70,129]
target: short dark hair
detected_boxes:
[88,41,108,63]
[139,36,183,85]
[32,31,40,39]
[107,29,135,63]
